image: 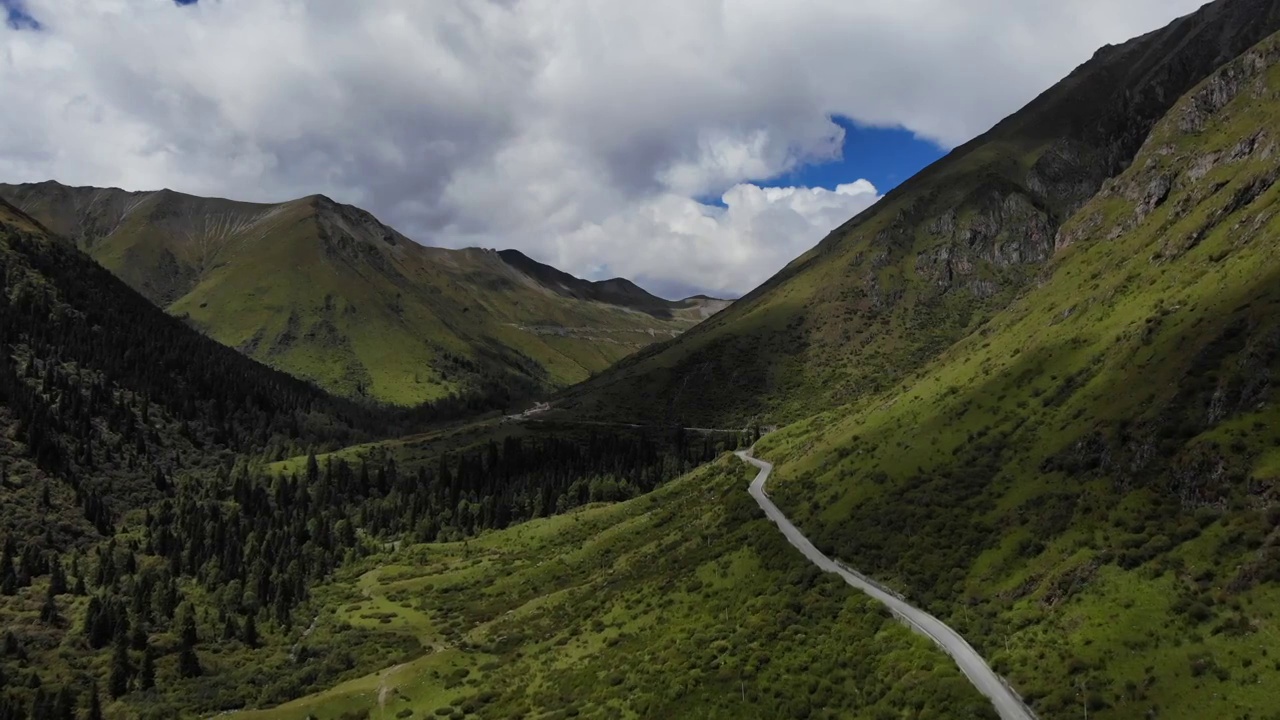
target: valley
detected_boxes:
[224,457,995,720]
[6,0,1280,718]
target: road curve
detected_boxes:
[735,450,1036,720]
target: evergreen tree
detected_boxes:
[128,623,147,652]
[29,687,49,719]
[138,644,155,691]
[221,614,238,642]
[1,632,21,659]
[38,585,58,625]
[81,597,112,650]
[108,634,131,698]
[48,559,67,595]
[85,683,103,720]
[177,615,202,678]
[241,613,259,649]
[0,544,14,596]
[53,687,74,720]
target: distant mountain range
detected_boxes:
[0,181,728,406]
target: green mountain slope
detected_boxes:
[0,197,388,545]
[559,0,1280,427]
[228,457,993,720]
[0,198,751,719]
[0,197,433,718]
[756,26,1280,719]
[0,182,727,407]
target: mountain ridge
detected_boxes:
[556,0,1280,427]
[0,180,728,406]
[756,23,1280,716]
[496,248,730,319]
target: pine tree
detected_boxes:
[53,687,75,720]
[0,551,15,597]
[241,613,259,649]
[48,558,67,595]
[85,682,103,720]
[82,597,112,649]
[177,614,202,678]
[138,644,156,691]
[129,623,148,652]
[1,631,21,659]
[38,584,58,625]
[108,634,131,698]
[221,613,238,641]
[29,687,50,719]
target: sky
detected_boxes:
[0,0,1210,299]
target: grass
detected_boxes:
[747,37,1280,719]
[556,4,1280,433]
[3,186,714,406]
[225,456,995,720]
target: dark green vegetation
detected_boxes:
[0,182,728,407]
[0,202,745,718]
[559,0,1280,428]
[757,23,1280,720]
[0,421,733,718]
[11,0,1280,717]
[233,458,992,720]
[0,198,403,719]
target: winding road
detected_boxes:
[735,450,1036,720]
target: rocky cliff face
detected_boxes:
[892,0,1280,303]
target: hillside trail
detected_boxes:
[377,662,408,717]
[735,449,1037,720]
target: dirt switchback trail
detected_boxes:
[735,450,1037,720]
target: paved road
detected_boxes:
[735,450,1037,720]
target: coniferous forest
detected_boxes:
[0,203,743,718]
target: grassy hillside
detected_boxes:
[0,198,745,718]
[0,198,392,542]
[222,457,993,720]
[557,0,1280,428]
[755,29,1280,719]
[0,183,726,407]
[0,198,443,719]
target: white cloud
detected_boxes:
[558,180,882,299]
[0,0,1209,297]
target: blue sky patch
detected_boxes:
[699,116,946,208]
[765,116,946,194]
[2,0,40,30]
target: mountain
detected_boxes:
[756,22,1280,718]
[0,196,754,718]
[495,249,731,320]
[557,0,1280,427]
[0,197,428,719]
[0,197,401,543]
[0,182,727,407]
[10,1,1280,718]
